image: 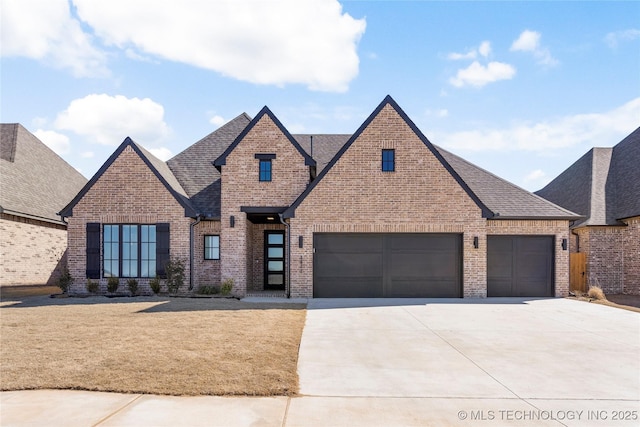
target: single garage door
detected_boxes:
[487,236,554,297]
[313,233,461,298]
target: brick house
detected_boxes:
[1,124,87,286]
[536,127,640,295]
[60,96,579,298]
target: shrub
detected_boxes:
[588,285,606,300]
[220,278,234,296]
[57,264,73,294]
[165,258,186,294]
[127,279,139,296]
[86,278,99,294]
[107,277,119,293]
[196,285,218,295]
[149,276,161,294]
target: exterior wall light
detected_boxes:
[473,236,479,249]
[562,238,567,250]
[299,235,304,248]
[230,215,235,228]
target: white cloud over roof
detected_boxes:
[449,61,516,88]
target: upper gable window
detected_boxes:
[255,154,275,182]
[382,149,395,172]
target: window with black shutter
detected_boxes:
[86,223,101,279]
[156,223,170,278]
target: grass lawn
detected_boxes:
[0,294,306,396]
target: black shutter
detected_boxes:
[86,223,101,279]
[156,223,170,278]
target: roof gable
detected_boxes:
[213,106,315,170]
[59,137,196,218]
[284,95,492,218]
[0,123,87,224]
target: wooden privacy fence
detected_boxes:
[570,252,587,292]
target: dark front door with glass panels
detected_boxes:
[264,231,285,290]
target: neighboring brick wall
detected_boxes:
[486,219,571,297]
[66,145,192,295]
[193,220,221,289]
[289,103,487,298]
[220,114,311,296]
[622,216,640,295]
[0,213,67,286]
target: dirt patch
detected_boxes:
[568,293,640,314]
[0,296,306,396]
[1,285,61,299]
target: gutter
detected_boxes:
[189,215,203,290]
[278,213,291,299]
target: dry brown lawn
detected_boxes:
[0,294,306,396]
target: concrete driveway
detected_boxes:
[2,298,638,426]
[293,298,640,426]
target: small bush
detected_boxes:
[588,285,606,300]
[165,258,186,294]
[149,276,161,294]
[107,277,119,293]
[127,279,138,296]
[86,278,99,294]
[197,285,218,295]
[57,264,74,294]
[220,278,234,296]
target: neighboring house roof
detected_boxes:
[294,134,351,173]
[0,123,87,225]
[59,137,197,218]
[213,106,316,170]
[536,127,640,226]
[167,113,252,218]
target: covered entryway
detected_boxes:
[487,235,554,297]
[313,233,462,298]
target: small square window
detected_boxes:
[382,149,395,172]
[259,159,272,181]
[204,235,220,260]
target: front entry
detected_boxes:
[264,230,285,290]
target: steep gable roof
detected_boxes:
[284,95,492,219]
[293,134,351,173]
[59,137,196,218]
[536,126,639,226]
[0,123,87,224]
[213,106,315,170]
[167,113,251,218]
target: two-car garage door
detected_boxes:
[313,233,462,298]
[313,233,555,298]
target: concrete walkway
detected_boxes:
[2,298,639,426]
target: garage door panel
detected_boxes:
[488,236,554,297]
[314,233,461,298]
[314,278,383,298]
[315,253,383,278]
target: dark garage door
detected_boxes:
[487,236,554,297]
[313,233,461,298]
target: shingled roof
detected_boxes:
[536,126,640,226]
[0,124,87,224]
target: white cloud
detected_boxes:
[54,94,171,146]
[524,169,547,183]
[449,61,516,88]
[209,115,226,127]
[510,30,558,67]
[72,0,365,92]
[33,129,70,154]
[435,97,640,152]
[447,41,490,61]
[147,147,173,161]
[0,0,108,77]
[605,29,640,48]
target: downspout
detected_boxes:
[189,215,203,290]
[278,213,291,299]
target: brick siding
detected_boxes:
[66,146,192,295]
[193,220,221,289]
[219,114,310,296]
[622,216,640,295]
[0,213,67,286]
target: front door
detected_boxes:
[264,231,285,290]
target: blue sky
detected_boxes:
[1,0,638,191]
